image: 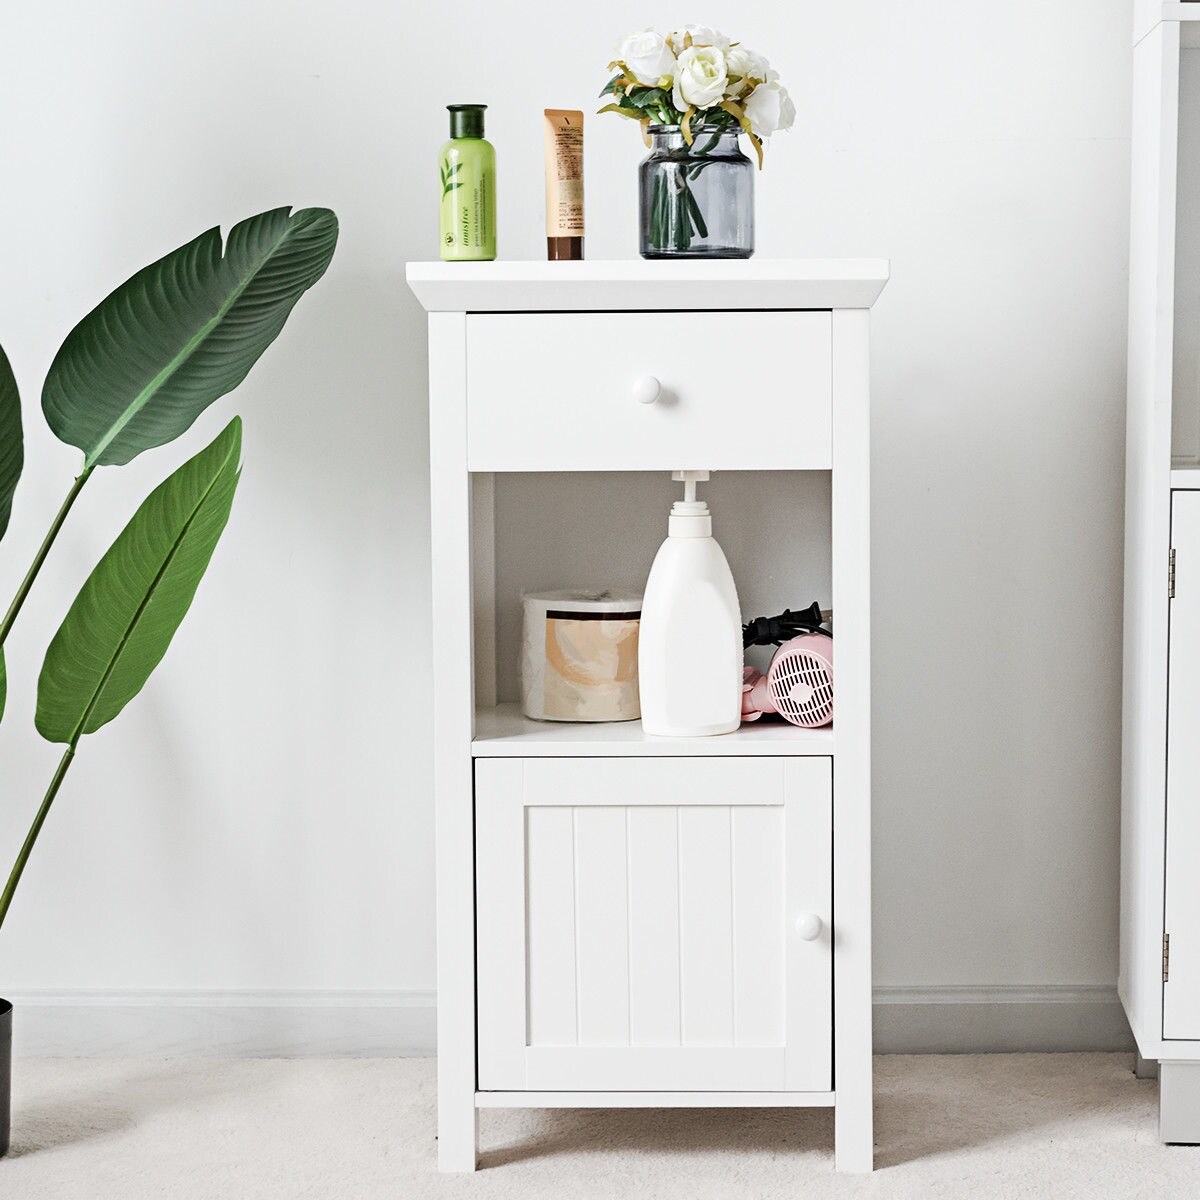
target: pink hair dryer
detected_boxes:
[741,633,834,728]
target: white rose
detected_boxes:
[725,46,770,98]
[668,25,731,52]
[614,29,676,88]
[744,79,796,137]
[672,45,729,112]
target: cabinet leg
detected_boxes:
[1160,1062,1200,1144]
[834,1090,874,1173]
[1134,1052,1159,1080]
[438,1099,478,1172]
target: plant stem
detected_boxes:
[0,468,93,646]
[0,742,77,935]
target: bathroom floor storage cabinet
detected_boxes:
[407,261,888,1172]
[1123,2,1200,1143]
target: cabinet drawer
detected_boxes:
[475,756,832,1093]
[465,311,832,471]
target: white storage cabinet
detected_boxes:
[1123,1,1200,1142]
[407,260,888,1171]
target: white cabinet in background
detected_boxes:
[1165,492,1200,1040]
[1122,4,1200,1143]
[475,757,832,1093]
[408,259,887,1172]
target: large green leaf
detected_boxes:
[42,207,336,469]
[0,342,21,541]
[0,343,20,726]
[36,418,242,744]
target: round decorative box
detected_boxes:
[520,589,642,722]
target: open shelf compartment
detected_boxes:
[470,469,835,757]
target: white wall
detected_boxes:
[0,1,1133,1048]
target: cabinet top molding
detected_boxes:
[405,259,890,313]
[1136,2,1200,44]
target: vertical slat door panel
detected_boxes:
[627,807,682,1045]
[1165,492,1200,1038]
[679,806,736,1045]
[732,805,787,1045]
[475,756,832,1092]
[574,807,631,1045]
[525,806,578,1047]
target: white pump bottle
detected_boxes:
[638,471,743,736]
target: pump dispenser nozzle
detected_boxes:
[672,469,709,504]
[668,470,713,537]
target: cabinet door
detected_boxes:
[475,757,832,1092]
[1166,492,1200,1038]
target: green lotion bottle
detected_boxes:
[439,104,496,261]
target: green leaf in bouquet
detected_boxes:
[597,103,644,121]
[626,87,670,110]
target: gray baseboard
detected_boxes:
[6,984,1131,1057]
[7,990,437,1058]
[873,985,1134,1054]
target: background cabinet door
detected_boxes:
[1167,491,1200,1038]
[475,756,832,1092]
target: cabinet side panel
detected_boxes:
[1122,23,1179,1053]
[831,308,873,1171]
[428,311,478,1168]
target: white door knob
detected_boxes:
[632,375,661,405]
[794,913,823,941]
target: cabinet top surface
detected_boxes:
[1137,2,1200,42]
[405,258,889,313]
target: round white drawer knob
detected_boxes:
[794,913,823,941]
[632,375,661,405]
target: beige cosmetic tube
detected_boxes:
[544,109,584,260]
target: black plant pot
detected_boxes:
[0,998,10,1157]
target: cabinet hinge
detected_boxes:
[1164,932,1171,983]
[1170,548,1177,599]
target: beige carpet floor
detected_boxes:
[0,1053,1194,1199]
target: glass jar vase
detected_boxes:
[638,125,754,259]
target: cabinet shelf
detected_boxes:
[472,703,834,757]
